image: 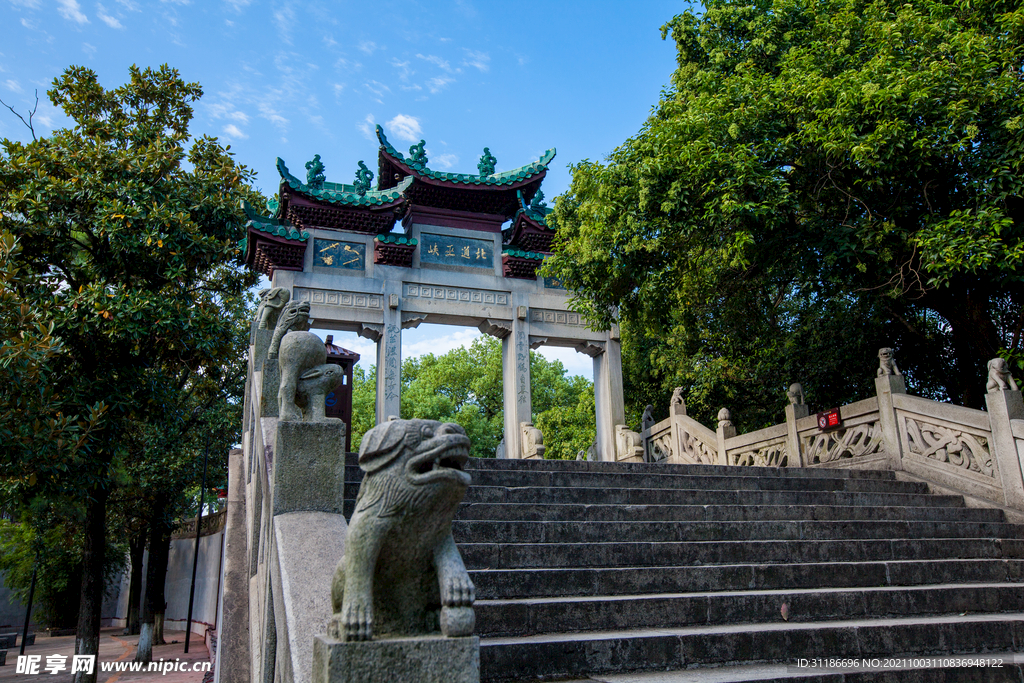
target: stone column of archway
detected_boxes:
[586,332,625,462]
[479,301,533,459]
[373,284,403,424]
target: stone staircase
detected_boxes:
[343,455,1024,681]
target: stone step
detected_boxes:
[456,502,1005,523]
[455,486,964,509]
[549,655,1024,682]
[470,559,1024,599]
[478,613,1024,681]
[460,537,1024,569]
[451,519,1024,544]
[341,453,898,480]
[463,469,929,494]
[342,467,921,494]
[473,582,1024,637]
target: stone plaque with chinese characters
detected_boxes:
[420,233,493,269]
[313,239,366,270]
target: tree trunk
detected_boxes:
[73,488,108,683]
[135,497,172,663]
[124,532,145,636]
[925,284,1002,408]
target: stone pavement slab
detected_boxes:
[0,629,210,683]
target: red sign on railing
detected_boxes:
[817,408,843,430]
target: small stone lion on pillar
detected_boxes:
[986,358,1019,393]
[328,419,475,642]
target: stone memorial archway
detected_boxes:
[241,126,630,461]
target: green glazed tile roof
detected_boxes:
[514,190,554,227]
[374,234,418,246]
[241,200,309,243]
[277,158,411,206]
[376,125,555,187]
[502,248,546,260]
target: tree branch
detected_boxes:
[0,90,39,141]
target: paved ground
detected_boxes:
[0,629,211,683]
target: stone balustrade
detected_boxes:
[641,350,1024,514]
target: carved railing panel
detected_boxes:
[643,416,718,465]
[902,416,994,478]
[802,421,883,465]
[730,439,788,467]
[647,422,673,463]
[678,427,717,465]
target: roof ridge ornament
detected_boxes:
[477,147,497,176]
[353,161,374,197]
[529,189,546,212]
[408,139,428,166]
[305,154,326,190]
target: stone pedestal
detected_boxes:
[252,329,274,372]
[312,635,480,683]
[272,420,347,516]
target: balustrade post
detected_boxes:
[716,409,736,466]
[874,347,907,471]
[984,358,1024,510]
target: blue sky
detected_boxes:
[1,0,688,379]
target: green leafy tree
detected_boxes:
[546,0,1024,428]
[0,64,259,681]
[350,336,595,459]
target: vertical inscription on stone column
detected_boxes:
[385,324,400,402]
[516,329,528,405]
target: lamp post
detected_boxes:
[183,434,210,654]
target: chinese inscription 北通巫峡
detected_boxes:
[420,233,493,269]
[516,330,528,405]
[384,324,400,402]
[314,239,366,270]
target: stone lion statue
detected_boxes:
[877,347,902,377]
[987,358,1019,393]
[328,419,475,642]
[787,383,805,406]
[255,287,290,330]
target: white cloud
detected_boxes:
[534,345,595,381]
[10,0,41,8]
[390,58,412,82]
[115,0,139,9]
[258,101,288,128]
[160,0,191,4]
[358,40,378,55]
[5,79,23,93]
[402,327,482,360]
[96,4,122,28]
[224,0,251,10]
[364,80,390,102]
[386,113,422,142]
[206,101,249,124]
[334,57,362,71]
[21,18,35,27]
[426,75,454,93]
[432,153,457,169]
[58,0,89,23]
[357,114,375,139]
[416,53,451,72]
[273,2,295,45]
[222,123,247,139]
[463,50,489,72]
[82,42,96,54]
